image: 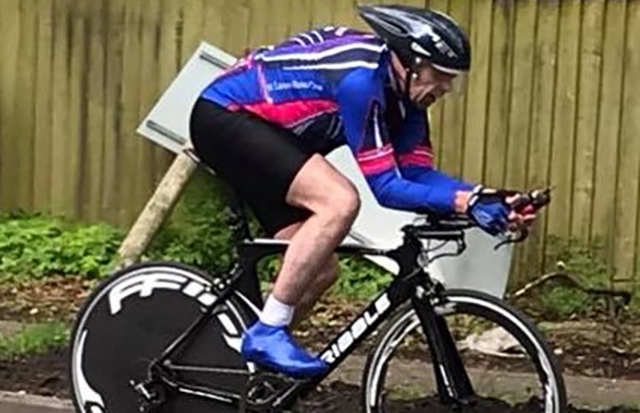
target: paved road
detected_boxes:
[1,355,639,413]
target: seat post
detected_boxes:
[224,190,253,244]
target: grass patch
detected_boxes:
[0,322,70,359]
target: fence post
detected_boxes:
[115,150,198,267]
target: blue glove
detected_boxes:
[466,186,510,236]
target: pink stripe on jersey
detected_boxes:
[397,145,434,168]
[241,99,338,128]
[357,144,393,161]
[357,145,396,175]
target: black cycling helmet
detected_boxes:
[357,4,471,74]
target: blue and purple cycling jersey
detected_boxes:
[200,26,472,214]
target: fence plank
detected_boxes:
[153,0,184,189]
[15,0,39,210]
[118,0,144,225]
[547,0,581,239]
[265,0,291,44]
[615,1,640,284]
[311,0,333,28]
[429,0,449,168]
[398,0,428,7]
[592,0,626,266]
[83,0,107,222]
[434,0,470,179]
[134,0,163,224]
[50,0,72,216]
[331,0,358,28]
[154,0,185,188]
[504,0,538,285]
[505,0,536,190]
[462,0,492,184]
[571,0,605,242]
[100,0,126,224]
[426,0,449,168]
[248,0,269,49]
[222,0,251,56]
[181,0,206,62]
[521,0,560,279]
[483,0,515,188]
[66,0,90,218]
[201,0,225,45]
[32,0,55,212]
[0,0,5,204]
[288,0,313,36]
[0,0,21,212]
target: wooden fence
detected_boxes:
[1,0,639,287]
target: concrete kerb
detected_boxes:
[0,391,73,411]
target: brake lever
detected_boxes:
[494,226,529,250]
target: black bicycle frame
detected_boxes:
[144,221,476,412]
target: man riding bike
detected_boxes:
[189,4,536,378]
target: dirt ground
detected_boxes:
[0,276,639,412]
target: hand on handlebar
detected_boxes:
[463,186,552,238]
[465,186,510,236]
[504,188,551,232]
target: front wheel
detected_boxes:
[361,289,566,413]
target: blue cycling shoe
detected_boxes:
[241,321,329,378]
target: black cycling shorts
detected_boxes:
[189,98,312,236]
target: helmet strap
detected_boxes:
[404,69,414,101]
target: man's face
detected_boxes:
[406,62,457,109]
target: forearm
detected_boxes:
[400,165,475,213]
[366,170,460,214]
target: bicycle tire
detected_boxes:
[68,261,258,413]
[361,288,566,413]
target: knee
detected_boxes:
[325,181,361,225]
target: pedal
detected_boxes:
[239,371,295,412]
[130,379,167,413]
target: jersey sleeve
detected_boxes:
[336,68,463,214]
[393,104,474,193]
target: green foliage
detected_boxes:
[146,171,237,274]
[0,212,122,280]
[334,255,393,299]
[0,322,69,359]
[533,236,614,320]
[254,255,393,300]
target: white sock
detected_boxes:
[260,295,295,327]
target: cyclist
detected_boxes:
[189,4,536,378]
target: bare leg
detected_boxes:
[273,219,339,327]
[241,155,359,377]
[269,154,359,307]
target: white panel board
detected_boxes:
[136,42,238,153]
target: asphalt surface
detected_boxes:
[1,356,639,412]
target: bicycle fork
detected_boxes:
[412,292,475,406]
